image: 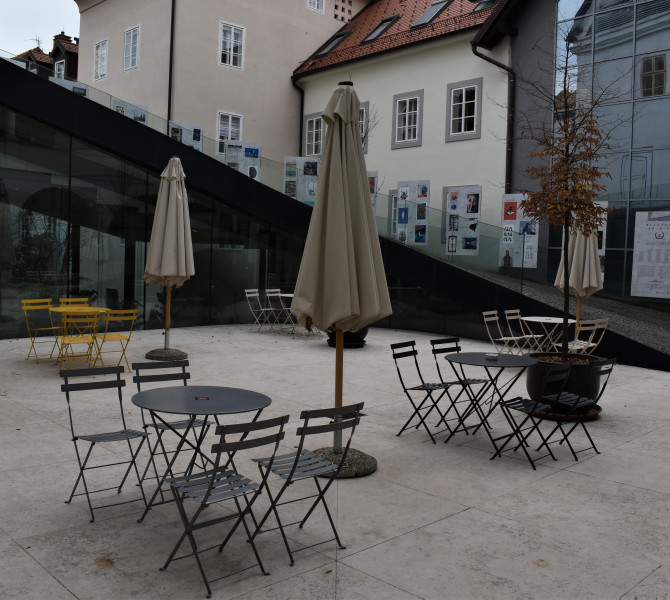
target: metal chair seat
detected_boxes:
[79,428,147,444]
[257,449,338,481]
[153,417,206,431]
[167,468,260,504]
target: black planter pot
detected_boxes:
[327,327,369,348]
[526,352,604,420]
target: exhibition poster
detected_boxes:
[169,121,203,152]
[443,185,481,255]
[224,142,261,181]
[396,180,430,246]
[283,156,319,206]
[631,211,670,299]
[499,193,535,268]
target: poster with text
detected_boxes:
[396,180,430,245]
[631,211,670,298]
[499,193,534,268]
[113,100,148,124]
[224,142,261,180]
[443,185,481,255]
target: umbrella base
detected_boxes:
[312,447,377,478]
[145,348,188,361]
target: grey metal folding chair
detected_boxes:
[391,340,453,443]
[538,358,615,460]
[491,363,568,469]
[429,337,488,441]
[160,415,288,599]
[250,403,364,565]
[60,366,149,522]
[132,360,209,516]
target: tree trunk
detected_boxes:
[561,213,571,361]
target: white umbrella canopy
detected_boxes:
[144,156,195,355]
[554,230,602,324]
[291,82,392,334]
[291,82,391,459]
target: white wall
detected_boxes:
[296,31,511,227]
[75,0,370,162]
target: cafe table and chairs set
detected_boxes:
[392,331,615,471]
[55,357,365,598]
[21,296,138,370]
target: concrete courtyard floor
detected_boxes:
[2,324,670,600]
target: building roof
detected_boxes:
[52,32,79,55]
[14,48,53,66]
[294,0,498,78]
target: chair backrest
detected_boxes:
[583,358,615,403]
[60,366,127,436]
[59,297,90,306]
[132,359,190,391]
[503,309,524,336]
[245,289,266,312]
[62,313,101,337]
[101,309,138,334]
[391,340,426,390]
[537,361,572,402]
[265,289,285,312]
[291,403,364,479]
[22,298,55,329]
[430,337,461,383]
[482,310,506,344]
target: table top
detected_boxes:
[447,352,537,368]
[131,385,272,416]
[50,306,109,314]
[521,316,575,324]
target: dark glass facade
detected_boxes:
[555,0,670,303]
[0,105,304,339]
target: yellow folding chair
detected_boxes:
[58,312,102,369]
[21,298,60,362]
[59,297,90,306]
[94,309,138,372]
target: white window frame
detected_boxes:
[359,101,369,153]
[641,55,666,97]
[392,90,423,149]
[55,60,65,79]
[219,22,244,69]
[446,78,483,142]
[217,112,242,153]
[94,40,108,81]
[308,0,325,13]
[124,26,139,71]
[304,113,324,156]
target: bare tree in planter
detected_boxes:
[517,18,634,360]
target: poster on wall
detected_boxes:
[443,185,481,255]
[113,100,148,124]
[499,193,537,268]
[368,171,378,208]
[631,211,670,299]
[169,121,204,152]
[283,156,319,206]
[224,142,261,180]
[396,180,430,246]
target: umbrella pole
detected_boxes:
[165,285,172,350]
[576,296,582,331]
[334,328,344,454]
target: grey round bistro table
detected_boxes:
[444,352,536,450]
[132,385,272,521]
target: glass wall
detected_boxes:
[0,105,303,339]
[557,0,670,303]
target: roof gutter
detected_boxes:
[291,77,306,156]
[471,40,514,194]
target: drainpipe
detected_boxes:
[292,76,305,156]
[471,41,515,194]
[167,0,176,126]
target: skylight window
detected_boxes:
[363,14,400,42]
[315,31,351,56]
[411,0,453,28]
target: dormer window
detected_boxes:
[411,0,453,28]
[55,60,65,79]
[363,15,400,42]
[315,30,350,56]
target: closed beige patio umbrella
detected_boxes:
[144,156,195,360]
[291,81,392,463]
[554,230,603,327]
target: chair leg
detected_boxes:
[299,477,345,549]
